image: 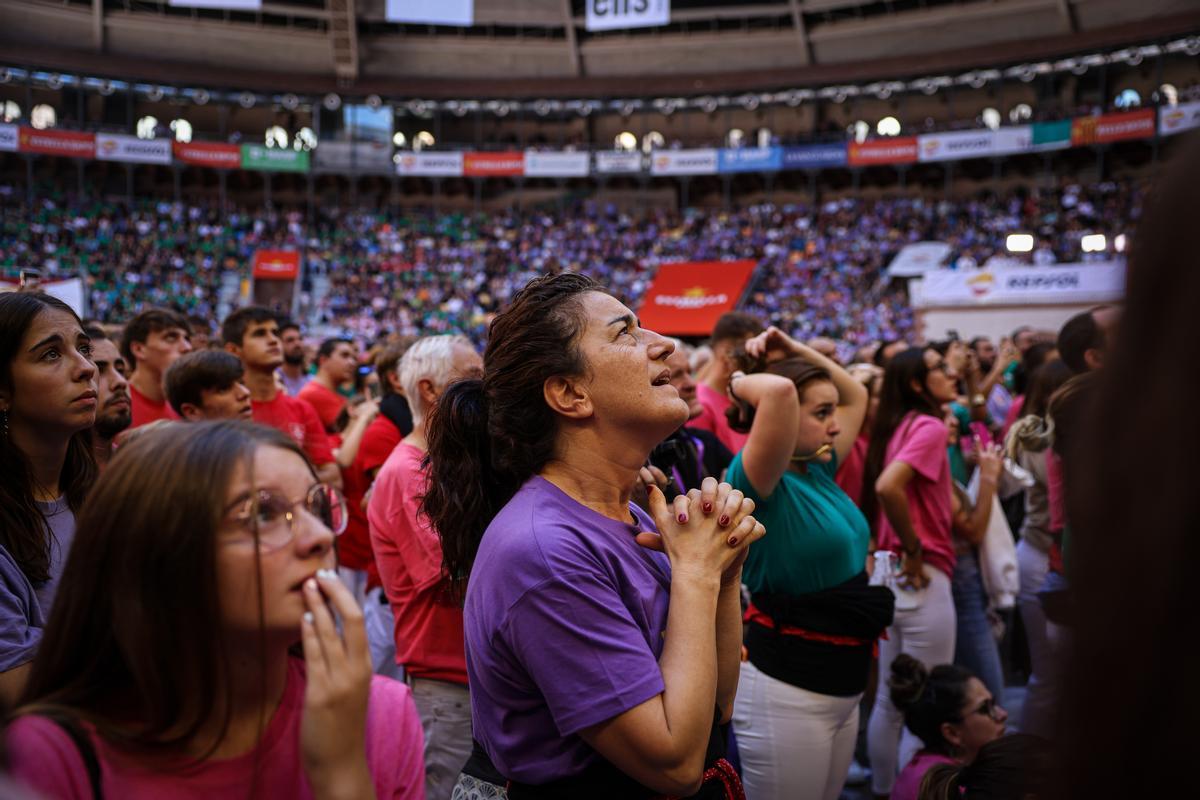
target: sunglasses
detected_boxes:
[963,697,1004,723]
[223,484,347,552]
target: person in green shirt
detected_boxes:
[724,326,893,800]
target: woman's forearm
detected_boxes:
[879,487,922,553]
[714,576,743,723]
[658,574,722,773]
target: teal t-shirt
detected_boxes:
[726,451,870,596]
[948,402,972,486]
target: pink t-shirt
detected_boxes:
[892,750,957,800]
[5,658,426,800]
[876,412,956,578]
[689,381,749,454]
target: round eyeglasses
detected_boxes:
[223,484,347,552]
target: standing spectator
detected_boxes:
[368,335,483,800]
[1056,305,1119,374]
[277,319,309,397]
[120,309,193,428]
[221,308,340,488]
[298,338,358,433]
[0,293,98,704]
[690,312,764,454]
[82,326,132,468]
[164,351,253,422]
[357,337,416,483]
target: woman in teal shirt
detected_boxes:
[726,327,894,800]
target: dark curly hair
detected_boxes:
[888,653,976,756]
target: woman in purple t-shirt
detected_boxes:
[423,273,765,799]
[861,347,962,797]
[0,292,99,705]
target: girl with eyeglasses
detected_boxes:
[862,347,961,798]
[885,654,1007,800]
[4,421,425,799]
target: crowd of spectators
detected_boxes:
[0,178,1140,351]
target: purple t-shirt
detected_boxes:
[35,497,76,616]
[0,546,44,672]
[464,476,671,784]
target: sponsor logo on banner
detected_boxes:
[241,145,309,173]
[915,262,1124,308]
[385,0,472,25]
[991,126,1033,155]
[1159,101,1200,137]
[523,151,591,178]
[650,149,718,176]
[0,123,17,152]
[19,128,95,158]
[1071,110,1155,146]
[717,147,782,173]
[637,260,757,336]
[463,152,525,177]
[95,133,172,165]
[848,137,918,166]
[395,152,464,177]
[173,141,242,169]
[1030,120,1072,151]
[586,0,669,32]
[918,131,995,162]
[252,250,300,281]
[595,151,643,174]
[782,144,847,169]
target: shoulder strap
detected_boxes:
[45,714,103,800]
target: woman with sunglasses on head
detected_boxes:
[863,347,961,799]
[721,326,893,800]
[0,292,99,706]
[4,421,425,799]
[886,654,1007,800]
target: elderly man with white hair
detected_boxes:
[367,334,483,800]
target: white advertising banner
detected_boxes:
[595,151,643,174]
[1159,101,1200,137]
[918,130,996,162]
[0,277,86,316]
[914,262,1124,308]
[95,133,172,165]
[0,123,17,152]
[888,242,953,277]
[394,151,464,177]
[650,148,717,176]
[168,0,261,9]
[991,126,1033,155]
[523,151,591,178]
[386,0,473,26]
[586,0,670,32]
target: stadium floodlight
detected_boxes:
[1115,234,1127,253]
[1006,234,1034,253]
[1081,234,1107,253]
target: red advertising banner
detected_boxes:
[174,141,242,169]
[1070,109,1156,146]
[848,137,919,167]
[463,151,525,177]
[19,128,95,158]
[252,249,300,280]
[637,260,758,337]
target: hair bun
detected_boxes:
[888,653,931,712]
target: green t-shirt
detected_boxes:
[948,401,972,486]
[726,451,870,596]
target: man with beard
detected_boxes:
[83,326,131,467]
[277,318,309,396]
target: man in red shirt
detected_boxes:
[358,337,416,481]
[120,308,193,429]
[689,310,763,454]
[221,307,340,488]
[164,350,253,421]
[368,334,481,800]
[297,337,357,432]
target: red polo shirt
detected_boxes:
[251,393,335,467]
[129,382,179,429]
[297,380,346,433]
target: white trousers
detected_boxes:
[732,660,861,800]
[867,565,956,795]
[1015,539,1066,738]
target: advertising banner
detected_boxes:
[637,260,757,336]
[918,130,996,162]
[782,143,847,170]
[385,0,473,26]
[173,141,242,169]
[1030,120,1071,151]
[914,263,1124,308]
[991,126,1033,156]
[848,137,918,167]
[595,151,643,174]
[19,128,95,158]
[395,151,464,177]
[463,151,525,177]
[313,141,395,173]
[0,123,18,153]
[1071,109,1155,146]
[650,149,718,176]
[586,0,669,32]
[241,145,309,173]
[523,150,591,178]
[95,133,172,165]
[888,242,953,277]
[717,147,783,173]
[1159,101,1200,137]
[168,0,261,8]
[0,277,87,316]
[252,250,300,281]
